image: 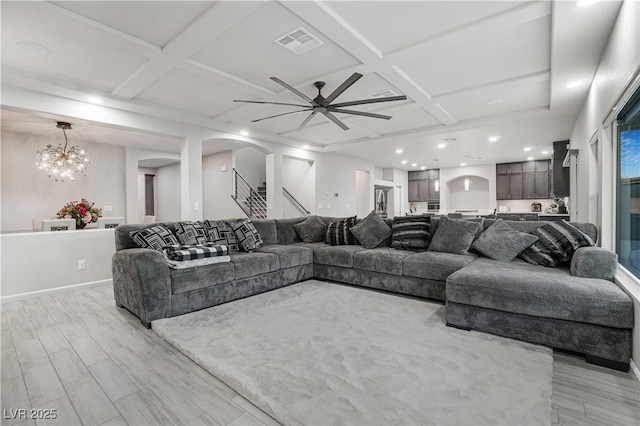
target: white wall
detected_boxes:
[202,150,246,219]
[1,229,115,298]
[355,169,370,218]
[567,0,640,373]
[235,147,266,189]
[1,131,126,232]
[439,164,497,213]
[282,155,315,218]
[155,162,181,222]
[315,152,375,218]
[448,176,490,210]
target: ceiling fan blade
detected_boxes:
[322,111,349,130]
[270,77,318,106]
[330,95,407,108]
[251,109,312,123]
[330,108,392,120]
[297,111,318,131]
[322,72,363,106]
[234,100,310,108]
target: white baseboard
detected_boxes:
[631,359,640,384]
[1,279,112,303]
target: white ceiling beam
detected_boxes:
[112,1,266,99]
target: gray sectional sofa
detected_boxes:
[112,216,633,371]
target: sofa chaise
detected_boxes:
[112,215,633,371]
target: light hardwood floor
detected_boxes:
[1,283,639,426]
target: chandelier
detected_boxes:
[35,122,90,181]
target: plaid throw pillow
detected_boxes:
[129,225,179,251]
[174,221,208,245]
[324,216,357,246]
[163,244,228,261]
[202,220,239,252]
[233,220,264,252]
[391,215,431,251]
[520,220,595,267]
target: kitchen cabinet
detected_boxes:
[497,160,550,200]
[552,141,570,197]
[408,169,440,202]
[497,213,539,221]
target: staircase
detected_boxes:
[231,168,267,219]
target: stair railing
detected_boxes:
[283,187,310,215]
[231,168,267,219]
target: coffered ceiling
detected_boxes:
[1,1,622,170]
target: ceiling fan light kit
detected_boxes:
[234,73,407,131]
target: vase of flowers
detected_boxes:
[55,198,102,229]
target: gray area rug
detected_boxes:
[153,280,552,425]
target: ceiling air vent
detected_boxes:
[368,89,398,99]
[442,137,459,143]
[274,27,324,55]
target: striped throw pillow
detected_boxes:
[519,220,595,267]
[391,215,431,251]
[325,216,357,246]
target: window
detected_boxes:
[616,87,640,278]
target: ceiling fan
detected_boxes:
[233,72,407,131]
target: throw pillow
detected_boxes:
[293,216,327,243]
[202,220,239,252]
[428,216,481,255]
[129,225,179,251]
[174,221,208,245]
[351,210,392,249]
[390,215,431,251]
[520,220,595,267]
[324,216,357,246]
[233,219,264,252]
[471,219,538,261]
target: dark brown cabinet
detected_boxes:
[497,160,550,200]
[408,169,440,202]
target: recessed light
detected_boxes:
[460,162,466,167]
[303,144,309,149]
[566,81,583,89]
[401,160,407,164]
[484,98,504,106]
[87,97,102,104]
[488,136,500,142]
[542,150,549,155]
[240,130,249,136]
[15,40,51,55]
[420,166,426,170]
[411,163,417,167]
[527,156,534,161]
[395,148,403,154]
[524,147,532,152]
[437,143,446,149]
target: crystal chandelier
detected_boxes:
[35,122,90,181]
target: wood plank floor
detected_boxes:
[2,283,639,426]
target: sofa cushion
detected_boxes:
[170,262,234,294]
[233,220,264,252]
[325,216,357,246]
[390,215,431,251]
[293,242,331,251]
[174,221,208,245]
[428,217,481,255]
[314,245,366,268]
[353,248,413,276]
[446,258,633,329]
[251,219,278,245]
[472,219,538,262]
[274,217,306,244]
[293,216,326,243]
[202,220,239,252]
[351,210,392,249]
[257,244,313,269]
[229,252,279,279]
[403,251,477,281]
[520,221,595,267]
[129,225,179,251]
